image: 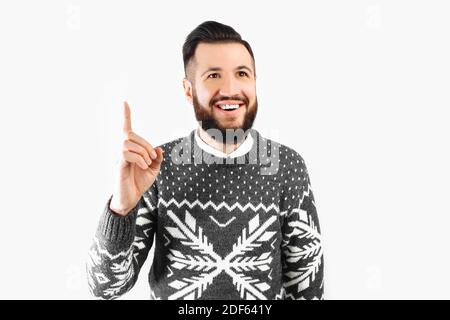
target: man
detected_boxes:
[86,21,324,300]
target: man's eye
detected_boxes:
[238,71,249,77]
[208,73,219,79]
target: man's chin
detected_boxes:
[196,105,257,138]
[202,122,250,142]
[215,122,248,133]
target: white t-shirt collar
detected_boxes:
[194,127,254,159]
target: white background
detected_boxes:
[0,0,449,299]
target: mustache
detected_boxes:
[210,95,249,107]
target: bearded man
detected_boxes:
[87,21,324,300]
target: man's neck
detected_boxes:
[197,127,247,155]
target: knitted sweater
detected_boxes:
[86,128,324,300]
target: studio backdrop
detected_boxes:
[0,0,449,299]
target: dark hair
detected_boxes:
[182,21,255,77]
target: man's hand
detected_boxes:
[109,101,164,216]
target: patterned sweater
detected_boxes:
[86,128,324,300]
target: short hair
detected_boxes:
[182,21,255,78]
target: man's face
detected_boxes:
[183,42,258,141]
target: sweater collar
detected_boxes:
[194,127,254,159]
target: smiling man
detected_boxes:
[186,40,258,150]
[87,21,324,300]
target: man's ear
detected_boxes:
[182,77,193,105]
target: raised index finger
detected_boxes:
[123,101,132,134]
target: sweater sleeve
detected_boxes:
[86,184,158,300]
[280,156,324,300]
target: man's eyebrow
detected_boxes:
[201,67,222,77]
[201,65,254,77]
[235,65,253,74]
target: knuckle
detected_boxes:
[123,139,131,148]
[126,131,134,140]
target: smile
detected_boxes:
[219,104,240,110]
[214,100,246,113]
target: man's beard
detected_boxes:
[192,89,258,144]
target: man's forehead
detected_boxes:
[194,42,253,70]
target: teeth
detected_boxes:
[219,104,240,110]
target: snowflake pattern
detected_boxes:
[282,180,324,299]
[165,210,277,300]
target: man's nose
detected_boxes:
[219,76,240,96]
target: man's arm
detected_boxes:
[280,157,324,300]
[86,185,157,300]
